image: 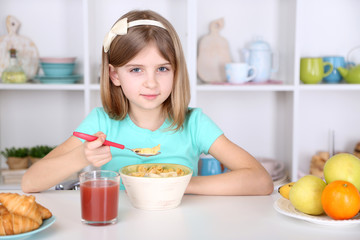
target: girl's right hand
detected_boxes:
[83,131,112,167]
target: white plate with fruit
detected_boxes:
[275,153,360,226]
[274,197,360,226]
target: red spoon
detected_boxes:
[73,132,160,157]
[73,132,125,149]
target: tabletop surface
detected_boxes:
[2,190,360,240]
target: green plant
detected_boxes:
[29,145,55,158]
[1,147,29,158]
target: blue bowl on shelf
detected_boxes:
[40,62,75,76]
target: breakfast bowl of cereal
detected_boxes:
[119,163,192,210]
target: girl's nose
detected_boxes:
[143,72,157,88]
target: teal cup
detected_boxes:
[200,157,226,176]
[322,56,346,83]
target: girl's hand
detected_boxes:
[83,131,112,167]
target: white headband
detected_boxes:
[103,18,166,53]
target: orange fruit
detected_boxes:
[321,180,360,220]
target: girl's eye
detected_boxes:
[158,66,169,72]
[131,68,141,73]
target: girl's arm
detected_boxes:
[185,134,274,196]
[21,132,112,193]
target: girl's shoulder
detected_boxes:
[187,107,205,119]
[85,107,115,124]
[187,107,201,115]
[185,107,214,126]
[90,107,109,118]
[91,107,106,114]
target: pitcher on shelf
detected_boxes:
[337,45,360,84]
[242,36,278,82]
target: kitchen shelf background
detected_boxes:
[0,0,359,185]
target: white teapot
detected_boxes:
[242,37,278,82]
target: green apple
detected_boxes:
[324,153,360,191]
[289,175,326,215]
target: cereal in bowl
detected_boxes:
[130,164,185,178]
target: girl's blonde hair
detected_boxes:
[101,10,190,131]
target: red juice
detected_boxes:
[80,179,119,224]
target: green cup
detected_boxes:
[300,58,333,84]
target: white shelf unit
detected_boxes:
[0,0,359,183]
[194,0,297,178]
[194,0,360,180]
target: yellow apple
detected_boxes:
[323,153,360,191]
[289,175,326,215]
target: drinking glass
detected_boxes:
[80,170,120,226]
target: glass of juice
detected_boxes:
[79,170,120,226]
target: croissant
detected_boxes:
[37,203,52,220]
[0,193,42,225]
[0,213,40,236]
[0,205,9,215]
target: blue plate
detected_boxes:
[35,75,82,84]
[1,216,56,239]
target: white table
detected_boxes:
[3,190,360,240]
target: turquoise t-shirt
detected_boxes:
[75,107,223,189]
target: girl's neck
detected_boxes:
[128,109,166,131]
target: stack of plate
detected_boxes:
[257,157,287,180]
[257,157,289,191]
[35,57,81,84]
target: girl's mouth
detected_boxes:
[141,94,159,100]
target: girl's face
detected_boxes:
[109,43,174,114]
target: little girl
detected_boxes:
[22,10,273,195]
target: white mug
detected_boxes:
[225,63,257,84]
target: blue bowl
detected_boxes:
[40,63,75,76]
